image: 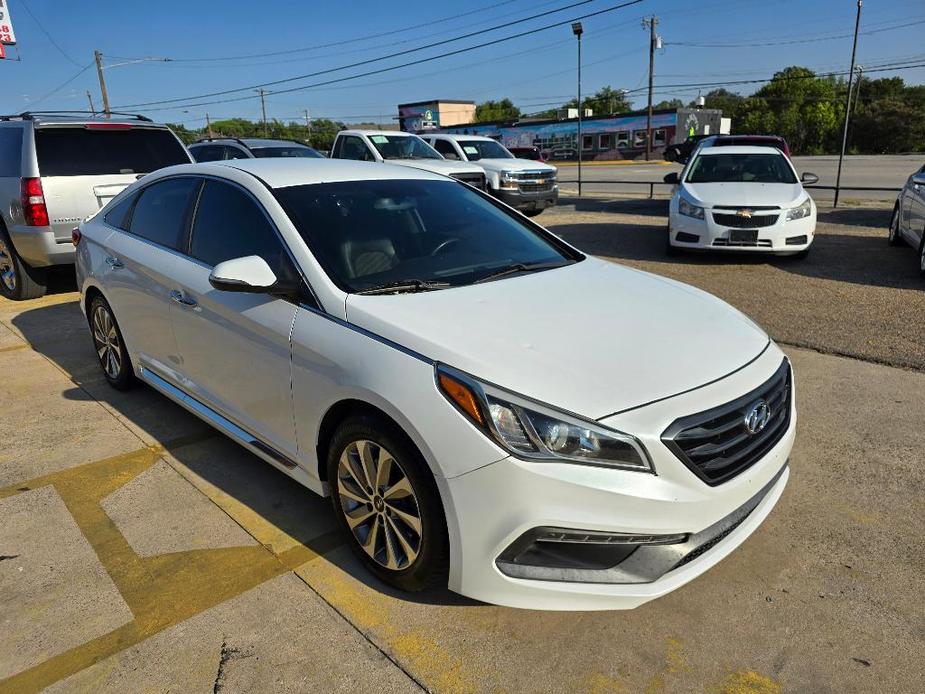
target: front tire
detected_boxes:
[88,296,135,390]
[523,209,544,218]
[0,230,48,301]
[919,235,925,278]
[327,415,449,592]
[888,205,904,246]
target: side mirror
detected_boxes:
[801,172,819,185]
[209,255,279,293]
[911,173,925,186]
[663,172,680,184]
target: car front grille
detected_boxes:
[520,182,555,192]
[662,359,792,486]
[712,238,773,248]
[712,212,780,228]
[451,172,486,189]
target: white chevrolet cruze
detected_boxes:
[76,159,795,610]
[666,145,818,257]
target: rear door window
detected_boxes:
[0,128,23,176]
[190,145,224,162]
[104,192,138,230]
[189,180,286,271]
[128,177,200,250]
[35,127,191,176]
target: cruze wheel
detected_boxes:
[888,206,904,246]
[327,415,448,591]
[89,296,135,390]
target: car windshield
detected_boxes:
[251,146,323,158]
[274,179,577,293]
[367,134,441,160]
[458,140,512,160]
[686,152,797,184]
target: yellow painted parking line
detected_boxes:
[555,159,672,167]
[0,434,344,693]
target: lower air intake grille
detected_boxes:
[662,359,792,485]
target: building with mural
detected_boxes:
[401,106,724,161]
[397,100,476,133]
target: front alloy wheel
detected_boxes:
[89,296,134,390]
[327,415,449,592]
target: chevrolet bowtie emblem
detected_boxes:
[736,209,753,218]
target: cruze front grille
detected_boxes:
[712,212,779,228]
[662,359,792,486]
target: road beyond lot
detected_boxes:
[1,202,923,693]
[557,153,923,202]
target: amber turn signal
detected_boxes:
[438,372,484,426]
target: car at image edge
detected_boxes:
[665,145,818,257]
[423,133,558,217]
[888,162,925,276]
[0,111,193,300]
[75,157,795,611]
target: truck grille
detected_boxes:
[450,172,486,190]
[712,212,779,228]
[662,359,792,486]
[520,182,555,192]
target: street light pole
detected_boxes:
[572,22,583,196]
[834,0,862,209]
[643,16,658,161]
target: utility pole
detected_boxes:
[205,113,214,138]
[255,88,268,136]
[572,22,583,196]
[94,50,111,118]
[304,108,312,141]
[642,16,659,161]
[834,0,862,209]
[86,91,96,115]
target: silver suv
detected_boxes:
[0,112,192,299]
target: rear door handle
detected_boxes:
[169,290,198,307]
[105,256,124,269]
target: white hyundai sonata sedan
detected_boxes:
[75,159,794,610]
[666,145,818,257]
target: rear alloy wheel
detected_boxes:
[0,231,47,301]
[888,205,904,246]
[919,237,925,278]
[328,416,448,592]
[89,296,134,390]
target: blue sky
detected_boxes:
[4,0,924,126]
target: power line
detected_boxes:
[114,0,645,112]
[113,0,616,110]
[28,63,94,107]
[18,0,82,67]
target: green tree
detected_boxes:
[563,86,632,116]
[653,98,684,110]
[475,99,521,122]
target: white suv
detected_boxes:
[424,134,558,217]
[331,130,485,189]
[76,158,794,610]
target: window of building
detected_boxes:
[633,130,648,147]
[582,135,594,150]
[616,132,630,149]
[653,129,667,146]
[599,134,613,150]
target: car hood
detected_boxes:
[471,158,557,174]
[682,182,805,208]
[384,159,484,176]
[345,258,769,419]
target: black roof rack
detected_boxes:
[192,136,313,149]
[0,111,153,122]
[191,136,249,148]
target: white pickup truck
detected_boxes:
[330,130,486,190]
[423,134,558,217]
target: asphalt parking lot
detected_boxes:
[1,200,923,693]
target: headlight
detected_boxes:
[499,171,519,189]
[436,365,653,472]
[679,198,705,220]
[786,198,812,221]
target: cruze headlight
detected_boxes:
[436,365,653,472]
[679,198,705,220]
[786,198,812,221]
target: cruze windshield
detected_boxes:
[458,140,513,160]
[275,179,578,293]
[368,135,442,160]
[686,153,797,184]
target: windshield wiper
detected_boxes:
[356,279,451,295]
[474,260,570,284]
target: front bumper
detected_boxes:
[8,227,76,267]
[494,184,559,211]
[669,206,815,255]
[442,344,794,610]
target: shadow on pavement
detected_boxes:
[12,299,477,608]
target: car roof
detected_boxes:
[0,112,166,127]
[428,133,495,142]
[175,158,448,188]
[340,129,412,137]
[697,145,788,155]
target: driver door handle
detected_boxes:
[170,290,197,308]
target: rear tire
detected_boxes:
[0,229,48,301]
[327,414,449,592]
[888,205,904,246]
[88,295,135,390]
[523,209,544,218]
[919,235,925,278]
